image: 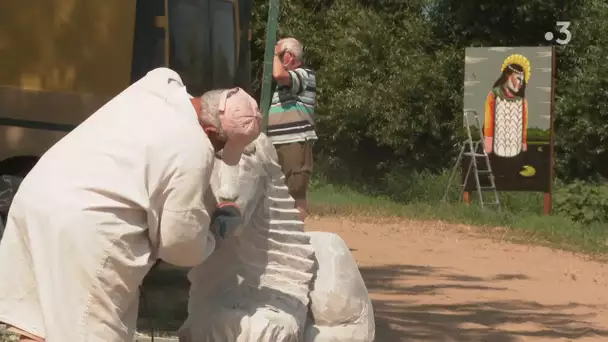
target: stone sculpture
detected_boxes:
[304,232,375,341]
[178,134,375,342]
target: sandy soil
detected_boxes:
[3,216,607,342]
[306,217,608,342]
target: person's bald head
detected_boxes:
[276,37,303,70]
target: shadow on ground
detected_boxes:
[361,264,608,341]
[137,263,191,335]
[137,262,608,340]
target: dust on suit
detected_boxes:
[0,68,216,341]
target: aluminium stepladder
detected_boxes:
[443,110,501,211]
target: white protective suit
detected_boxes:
[0,68,216,341]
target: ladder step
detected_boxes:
[445,113,501,211]
[464,152,487,157]
[460,185,497,190]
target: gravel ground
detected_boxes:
[0,326,178,342]
[3,217,608,341]
[306,217,608,341]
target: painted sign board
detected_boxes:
[462,46,555,193]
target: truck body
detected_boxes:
[0,0,254,177]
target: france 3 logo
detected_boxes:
[544,21,572,45]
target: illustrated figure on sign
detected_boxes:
[483,54,530,158]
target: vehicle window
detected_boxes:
[167,0,237,95]
[168,0,212,96]
[131,0,166,83]
[210,0,237,89]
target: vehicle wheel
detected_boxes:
[0,175,24,240]
[0,156,38,178]
[0,156,37,240]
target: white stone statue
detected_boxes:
[177,134,375,342]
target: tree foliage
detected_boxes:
[251,0,608,183]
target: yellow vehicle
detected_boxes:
[0,0,259,179]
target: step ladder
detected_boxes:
[443,110,501,211]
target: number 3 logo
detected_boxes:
[556,21,572,45]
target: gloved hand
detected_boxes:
[210,202,243,240]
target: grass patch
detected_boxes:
[308,171,608,255]
[0,325,17,342]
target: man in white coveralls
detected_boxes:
[0,67,262,342]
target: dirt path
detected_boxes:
[306,217,608,342]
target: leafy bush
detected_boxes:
[554,180,608,225]
[526,128,551,142]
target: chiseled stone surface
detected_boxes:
[178,134,374,341]
[304,231,375,342]
[178,135,316,341]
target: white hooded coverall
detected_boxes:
[0,68,215,341]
